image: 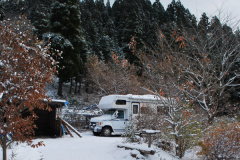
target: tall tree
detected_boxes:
[80,0,117,63]
[123,10,143,71]
[0,1,4,21]
[166,0,195,30]
[143,23,240,122]
[198,13,209,39]
[49,0,86,96]
[0,17,56,160]
[152,0,166,26]
[31,4,49,40]
[112,0,146,75]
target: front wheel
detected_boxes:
[101,127,112,137]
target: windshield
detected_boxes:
[104,109,116,115]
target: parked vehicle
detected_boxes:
[82,104,98,110]
[89,94,162,136]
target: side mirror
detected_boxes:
[112,110,118,119]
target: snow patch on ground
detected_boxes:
[0,132,201,160]
[182,146,202,160]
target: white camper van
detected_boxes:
[89,94,161,136]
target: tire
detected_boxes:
[101,127,112,137]
[93,132,101,136]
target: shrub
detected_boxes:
[199,119,240,160]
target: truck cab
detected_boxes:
[90,109,128,136]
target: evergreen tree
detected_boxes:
[31,4,49,39]
[80,0,117,63]
[2,0,24,18]
[222,24,240,109]
[123,10,143,71]
[137,0,154,47]
[208,16,223,57]
[152,0,166,26]
[184,9,197,29]
[106,0,112,16]
[0,1,4,21]
[122,10,143,48]
[80,0,101,60]
[49,0,86,96]
[166,0,177,24]
[209,16,222,32]
[175,2,188,27]
[166,0,195,29]
[112,0,126,46]
[112,0,145,49]
[198,13,209,38]
[112,0,145,75]
[104,15,115,38]
[98,35,114,63]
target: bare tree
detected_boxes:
[142,21,240,123]
[137,85,203,158]
[86,55,144,96]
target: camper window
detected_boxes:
[105,109,116,115]
[116,100,126,105]
[133,105,139,114]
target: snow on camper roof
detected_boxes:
[128,94,161,101]
[98,94,164,109]
[98,95,117,109]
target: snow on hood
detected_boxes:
[90,115,113,122]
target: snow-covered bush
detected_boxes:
[135,106,164,145]
[124,119,140,143]
[199,117,240,160]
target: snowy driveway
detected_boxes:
[2,132,131,160]
[32,132,124,160]
[1,131,196,160]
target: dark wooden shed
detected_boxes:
[34,99,67,137]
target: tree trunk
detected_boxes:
[175,136,184,158]
[74,79,78,94]
[85,80,89,93]
[208,113,215,125]
[58,78,63,96]
[2,134,7,160]
[78,80,82,94]
[175,136,180,158]
[69,78,73,94]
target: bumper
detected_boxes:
[90,126,102,133]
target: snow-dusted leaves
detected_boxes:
[0,16,57,159]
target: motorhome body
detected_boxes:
[89,94,162,136]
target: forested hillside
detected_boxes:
[1,0,239,120]
[0,0,239,158]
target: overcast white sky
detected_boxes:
[105,0,240,28]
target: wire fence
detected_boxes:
[62,113,98,131]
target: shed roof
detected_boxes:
[43,99,68,107]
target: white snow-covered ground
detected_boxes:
[0,131,201,160]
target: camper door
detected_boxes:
[131,102,140,119]
[111,110,127,133]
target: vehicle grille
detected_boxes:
[90,122,96,126]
